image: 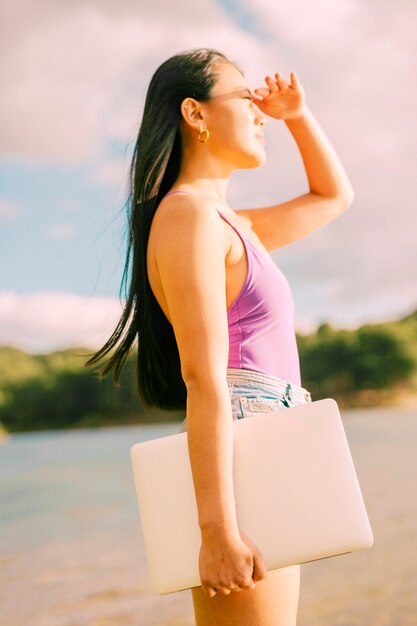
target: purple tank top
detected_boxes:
[161,190,301,386]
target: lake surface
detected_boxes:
[1,407,416,626]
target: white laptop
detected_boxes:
[130,398,374,595]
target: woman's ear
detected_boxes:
[180,97,204,129]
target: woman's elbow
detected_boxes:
[182,365,228,393]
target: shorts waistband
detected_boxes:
[226,367,312,403]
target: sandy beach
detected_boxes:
[0,406,416,626]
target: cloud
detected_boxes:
[84,155,131,193]
[0,289,319,353]
[0,1,268,165]
[1,0,414,175]
[0,287,411,355]
[1,6,145,164]
[0,0,415,335]
[44,223,79,240]
[0,291,124,353]
[246,0,358,43]
[0,198,23,219]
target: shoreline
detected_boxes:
[1,402,416,440]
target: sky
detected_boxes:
[0,0,416,352]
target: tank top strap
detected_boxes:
[162,190,245,235]
[161,189,252,250]
[213,208,246,240]
[161,189,195,200]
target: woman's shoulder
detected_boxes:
[150,192,230,257]
[153,192,225,234]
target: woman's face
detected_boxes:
[185,62,267,169]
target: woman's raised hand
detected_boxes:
[253,71,306,121]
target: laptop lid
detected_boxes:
[130,398,374,594]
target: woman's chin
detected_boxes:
[240,150,267,169]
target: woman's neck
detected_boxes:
[174,153,232,205]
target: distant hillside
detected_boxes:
[0,309,416,433]
[296,309,417,408]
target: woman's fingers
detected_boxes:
[205,585,230,597]
[253,87,269,98]
[256,71,297,98]
[206,580,256,597]
[276,72,292,89]
[255,72,291,98]
[265,75,279,91]
[252,550,268,582]
[242,580,256,590]
[290,71,299,88]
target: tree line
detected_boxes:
[0,310,415,433]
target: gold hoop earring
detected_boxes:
[198,127,210,143]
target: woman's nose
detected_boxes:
[254,109,267,127]
[256,115,267,127]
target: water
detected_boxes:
[1,424,171,549]
[1,408,416,626]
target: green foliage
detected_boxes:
[298,314,416,399]
[0,348,141,432]
[0,308,416,432]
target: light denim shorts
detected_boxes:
[178,367,312,433]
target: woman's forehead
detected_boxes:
[212,62,250,93]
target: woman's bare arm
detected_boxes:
[154,195,240,538]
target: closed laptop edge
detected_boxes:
[130,398,374,595]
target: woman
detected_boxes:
[86,48,354,625]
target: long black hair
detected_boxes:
[85,48,242,410]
